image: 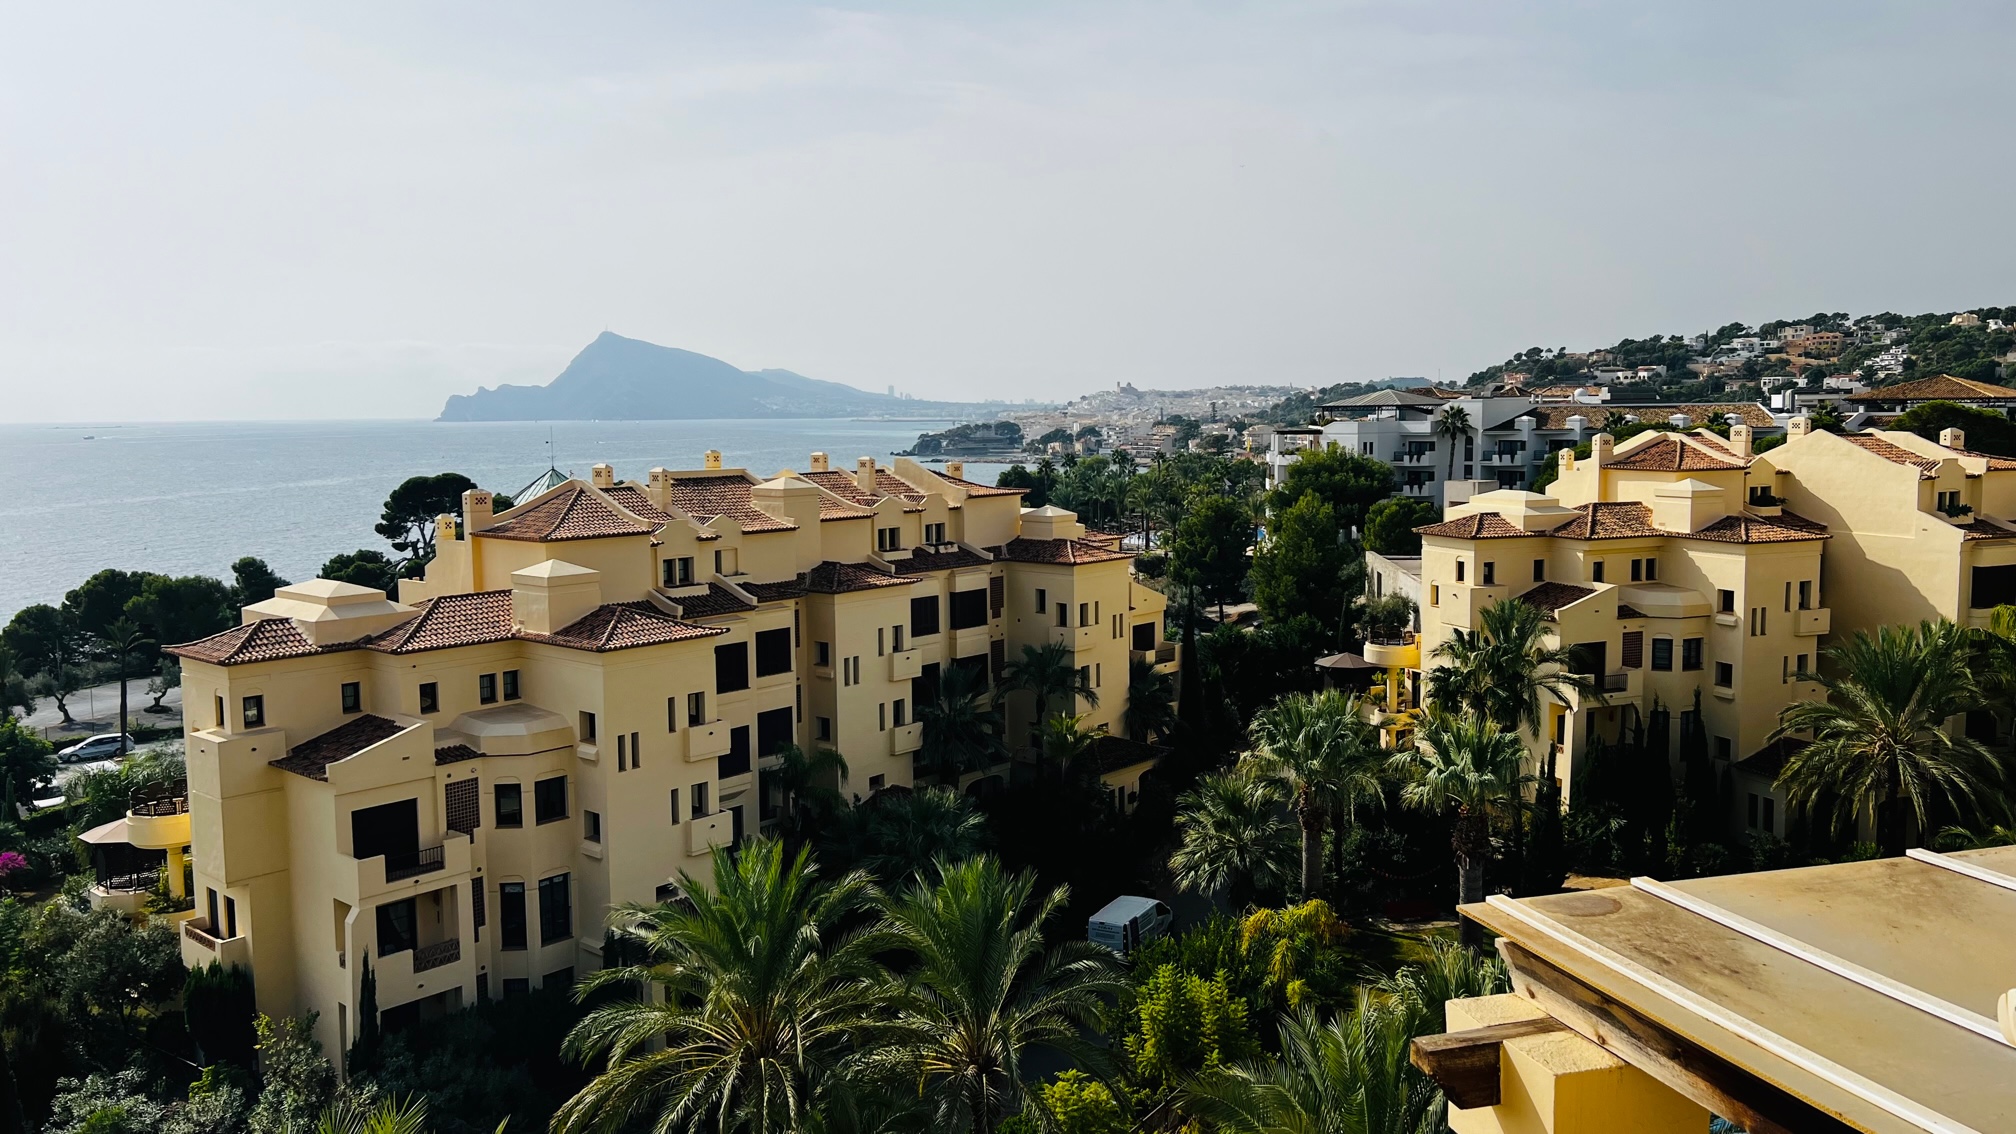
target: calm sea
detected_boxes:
[0,418,961,622]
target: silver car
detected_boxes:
[57,733,134,763]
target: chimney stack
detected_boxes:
[810,452,830,472]
[1590,433,1614,467]
[1788,416,1812,439]
[462,488,494,532]
[945,460,965,479]
[647,468,674,514]
[704,450,723,471]
[591,463,614,489]
[1941,427,1966,450]
[1728,424,1753,460]
[856,456,878,495]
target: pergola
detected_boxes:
[1415,848,2016,1133]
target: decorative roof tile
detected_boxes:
[675,584,755,618]
[520,602,727,651]
[1514,582,1597,617]
[482,486,656,542]
[896,546,994,574]
[370,592,515,654]
[664,475,798,532]
[1849,375,2016,403]
[997,537,1133,564]
[271,715,411,780]
[167,618,356,665]
[1604,434,1749,471]
[803,561,917,593]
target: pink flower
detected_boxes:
[0,851,27,878]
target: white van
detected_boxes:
[1087,895,1173,955]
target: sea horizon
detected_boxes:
[0,416,971,621]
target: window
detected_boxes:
[472,879,485,940]
[688,691,706,727]
[911,596,941,637]
[479,673,497,704]
[815,641,831,668]
[1055,604,1069,627]
[538,874,572,945]
[1455,560,1466,582]
[1034,588,1047,613]
[1112,613,1123,639]
[1750,607,1767,636]
[1718,589,1735,613]
[1481,561,1495,585]
[714,550,724,574]
[1651,638,1674,671]
[1938,489,1961,512]
[579,711,598,743]
[1974,565,2016,608]
[720,726,751,779]
[502,670,520,700]
[534,776,568,824]
[339,681,361,714]
[892,698,908,727]
[1630,558,1642,582]
[663,556,695,587]
[629,731,640,769]
[892,624,906,651]
[1430,585,1440,607]
[868,774,886,792]
[215,695,226,728]
[1095,662,1102,687]
[1591,560,1605,583]
[950,589,988,630]
[692,782,709,819]
[667,697,680,731]
[715,642,750,693]
[816,716,832,742]
[242,695,264,729]
[1644,558,1657,581]
[1796,653,1809,677]
[668,788,680,824]
[876,526,902,552]
[1078,665,1092,695]
[1714,661,1733,688]
[377,898,416,956]
[1716,736,1732,762]
[583,810,601,843]
[1682,638,1704,671]
[925,522,946,544]
[1533,559,1546,582]
[495,783,523,828]
[499,883,527,949]
[503,977,530,997]
[755,628,793,677]
[878,702,886,731]
[1798,580,1813,610]
[419,682,439,714]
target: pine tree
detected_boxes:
[348,950,379,1074]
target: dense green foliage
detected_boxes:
[1890,399,2016,457]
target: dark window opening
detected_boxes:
[910,595,941,637]
[376,898,416,956]
[341,682,361,714]
[715,642,750,693]
[534,776,568,824]
[720,726,752,779]
[502,670,520,700]
[949,589,988,630]
[494,783,523,828]
[479,673,497,704]
[419,682,439,714]
[351,798,419,862]
[539,874,572,945]
[754,628,793,677]
[757,707,793,759]
[499,883,526,950]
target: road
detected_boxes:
[18,677,183,741]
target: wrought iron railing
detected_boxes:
[184,920,223,950]
[383,845,445,883]
[413,938,461,972]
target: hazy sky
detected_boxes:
[3,2,2011,421]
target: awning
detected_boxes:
[78,818,131,845]
[1315,651,1383,670]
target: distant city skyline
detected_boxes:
[3,1,2012,422]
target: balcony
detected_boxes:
[180,917,250,970]
[1794,607,1830,636]
[1362,635,1419,669]
[126,790,191,851]
[890,649,923,681]
[412,937,461,973]
[384,845,445,883]
[686,811,733,856]
[891,721,924,756]
[1131,641,1181,675]
[685,720,731,762]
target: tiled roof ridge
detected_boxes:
[998,536,1134,564]
[1514,581,1598,615]
[1842,433,1944,476]
[271,714,412,780]
[369,591,515,654]
[167,618,371,665]
[481,484,656,542]
[1604,433,1749,471]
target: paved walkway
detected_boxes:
[18,678,183,739]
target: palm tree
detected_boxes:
[1000,642,1097,730]
[1427,598,1594,741]
[1170,772,1297,908]
[95,618,154,748]
[1241,690,1382,900]
[1771,620,2007,857]
[822,786,989,888]
[1123,655,1177,742]
[872,857,1122,1134]
[916,663,1008,786]
[552,839,892,1134]
[766,743,849,840]
[1390,711,1529,918]
[315,1095,505,1134]
[1036,714,1097,781]
[1434,404,1471,483]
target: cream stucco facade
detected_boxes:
[168,452,1173,1058]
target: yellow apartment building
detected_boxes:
[165,451,1173,1056]
[1404,425,1830,833]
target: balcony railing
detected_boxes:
[1600,671,1630,692]
[97,870,158,894]
[184,920,224,950]
[384,845,445,883]
[412,938,461,973]
[129,794,189,817]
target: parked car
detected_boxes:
[1087,895,1173,955]
[57,733,134,764]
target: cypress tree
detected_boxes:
[347,950,379,1074]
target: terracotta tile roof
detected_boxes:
[803,561,917,593]
[1091,734,1169,774]
[483,486,656,542]
[1547,502,1663,540]
[742,577,809,602]
[818,498,877,521]
[1685,510,1829,543]
[1617,603,1646,619]
[873,469,931,506]
[520,602,727,651]
[370,592,515,654]
[1843,433,1944,476]
[676,584,755,618]
[1958,519,2016,541]
[1691,430,1737,455]
[1080,530,1124,547]
[1514,582,1597,617]
[1850,375,2016,403]
[1525,402,1775,430]
[601,484,674,525]
[1604,434,1749,472]
[167,618,356,665]
[1413,512,1535,540]
[799,470,884,508]
[941,474,1025,497]
[434,744,481,766]
[271,715,411,780]
[997,537,1134,564]
[896,546,993,574]
[1952,448,2016,472]
[664,475,798,533]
